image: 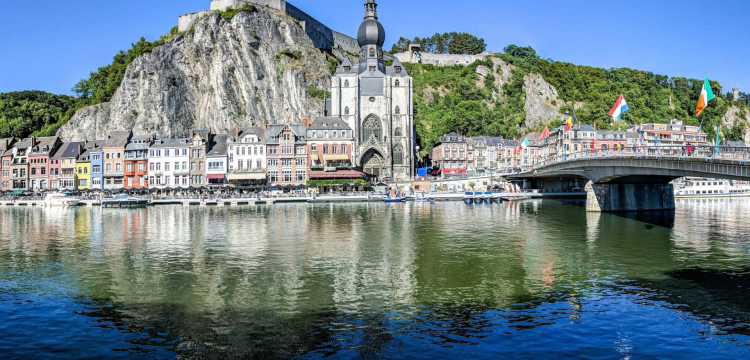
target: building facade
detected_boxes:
[189,130,209,187]
[149,138,191,189]
[28,137,61,191]
[206,135,229,186]
[307,117,355,170]
[431,133,469,177]
[227,128,266,187]
[124,137,150,190]
[54,142,83,191]
[103,132,131,191]
[328,0,414,182]
[89,141,105,191]
[266,124,307,187]
[76,147,92,191]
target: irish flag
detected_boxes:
[695,78,716,117]
[608,95,629,121]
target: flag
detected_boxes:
[521,138,530,149]
[608,95,629,121]
[540,127,551,141]
[695,78,716,117]
[565,115,573,132]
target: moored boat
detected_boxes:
[44,192,81,207]
[101,194,150,208]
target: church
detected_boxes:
[328,0,415,182]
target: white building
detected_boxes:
[148,138,191,189]
[206,135,229,186]
[227,128,267,187]
[328,0,415,182]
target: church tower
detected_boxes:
[329,0,415,182]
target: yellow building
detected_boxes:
[76,148,92,190]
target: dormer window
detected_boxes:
[395,66,402,74]
[394,80,400,87]
[344,80,349,87]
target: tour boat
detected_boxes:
[44,192,81,207]
[101,194,150,208]
[673,177,750,199]
[383,196,407,203]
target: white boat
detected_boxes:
[44,192,81,207]
[673,177,750,199]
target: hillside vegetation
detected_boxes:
[409,45,750,156]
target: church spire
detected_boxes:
[365,0,378,19]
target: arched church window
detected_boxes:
[394,127,403,137]
[394,106,400,115]
[344,80,349,87]
[362,115,382,142]
[344,106,350,115]
[394,80,400,87]
[392,145,404,165]
[369,48,376,58]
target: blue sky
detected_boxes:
[1,0,748,95]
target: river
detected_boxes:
[1,199,749,359]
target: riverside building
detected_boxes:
[148,138,191,189]
[28,136,62,191]
[266,124,307,187]
[227,128,267,188]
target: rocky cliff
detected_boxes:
[59,7,351,141]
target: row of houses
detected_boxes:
[431,120,713,176]
[0,119,365,193]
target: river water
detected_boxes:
[1,199,750,359]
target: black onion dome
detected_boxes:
[357,18,385,47]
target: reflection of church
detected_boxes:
[328,0,415,182]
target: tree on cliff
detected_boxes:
[391,32,486,55]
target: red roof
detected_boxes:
[309,170,366,180]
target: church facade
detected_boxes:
[328,0,415,182]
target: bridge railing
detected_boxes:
[519,145,750,173]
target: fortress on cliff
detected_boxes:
[178,0,358,54]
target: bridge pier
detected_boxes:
[585,181,675,212]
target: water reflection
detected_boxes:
[0,200,749,357]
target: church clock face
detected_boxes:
[368,97,376,102]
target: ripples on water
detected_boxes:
[0,200,749,358]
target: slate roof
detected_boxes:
[207,135,229,157]
[125,136,151,151]
[229,127,265,143]
[469,136,504,147]
[308,117,352,131]
[104,131,131,148]
[0,138,14,152]
[151,137,190,148]
[266,124,307,145]
[29,136,59,156]
[52,142,83,160]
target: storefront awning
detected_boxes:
[309,170,366,180]
[323,154,350,161]
[228,173,266,181]
[207,174,226,180]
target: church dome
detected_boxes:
[357,18,385,47]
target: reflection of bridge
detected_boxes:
[510,146,750,212]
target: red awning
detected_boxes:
[207,174,226,180]
[309,170,366,180]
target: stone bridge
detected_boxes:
[510,146,750,212]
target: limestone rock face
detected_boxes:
[59,8,338,141]
[721,105,750,143]
[523,73,562,128]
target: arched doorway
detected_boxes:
[361,149,385,179]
